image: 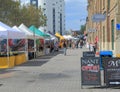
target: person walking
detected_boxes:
[80,40,83,48]
[63,40,67,55]
[93,42,97,53]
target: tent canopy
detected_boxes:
[19,24,41,39]
[46,32,58,41]
[12,26,26,39]
[55,32,64,40]
[29,25,50,38]
[0,21,25,39]
[63,35,73,40]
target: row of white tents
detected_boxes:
[0,21,59,41]
[0,21,59,60]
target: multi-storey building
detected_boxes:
[17,0,65,35]
[37,0,65,35]
[86,0,120,56]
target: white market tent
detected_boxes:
[12,26,26,39]
[0,22,25,39]
[63,35,74,40]
[19,24,34,39]
[19,23,43,39]
[47,32,58,41]
[0,21,27,68]
[19,24,45,60]
[19,24,37,60]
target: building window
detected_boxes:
[103,0,105,9]
[107,0,110,11]
[111,19,114,50]
[30,0,38,7]
[103,26,105,48]
[44,3,46,5]
[60,13,62,35]
[44,14,46,17]
[53,8,56,34]
[43,8,46,11]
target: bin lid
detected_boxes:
[100,51,113,55]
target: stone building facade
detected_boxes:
[86,0,120,56]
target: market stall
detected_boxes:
[12,26,27,65]
[0,21,25,68]
[19,24,39,60]
[29,25,47,56]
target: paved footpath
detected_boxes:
[0,48,119,92]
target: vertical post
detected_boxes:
[25,39,28,61]
[7,31,9,68]
[34,27,36,60]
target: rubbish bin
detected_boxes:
[100,51,113,70]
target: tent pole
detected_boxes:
[25,39,28,61]
[7,31,9,68]
[34,29,36,61]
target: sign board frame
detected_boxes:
[81,57,101,86]
[83,51,95,57]
[103,57,120,86]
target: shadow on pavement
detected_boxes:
[88,85,120,89]
[20,50,63,67]
[39,73,71,80]
[0,69,21,74]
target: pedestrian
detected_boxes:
[80,40,83,48]
[63,40,67,55]
[89,43,93,51]
[93,42,97,53]
[69,40,72,49]
[72,41,75,49]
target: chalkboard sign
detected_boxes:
[103,58,120,86]
[83,51,95,57]
[81,57,101,85]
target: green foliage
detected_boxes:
[80,25,86,34]
[0,0,18,25]
[0,0,46,27]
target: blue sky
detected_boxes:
[21,0,88,31]
[65,0,88,31]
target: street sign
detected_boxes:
[92,14,106,22]
[116,24,120,30]
[88,28,96,32]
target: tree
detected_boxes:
[8,1,21,26]
[80,25,86,34]
[0,0,46,27]
[19,5,46,27]
[0,0,19,25]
